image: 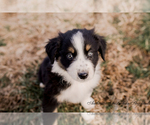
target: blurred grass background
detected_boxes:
[0,0,150,113]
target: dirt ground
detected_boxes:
[0,12,150,112]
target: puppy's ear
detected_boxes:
[45,36,61,64]
[94,34,106,61]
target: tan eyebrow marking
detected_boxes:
[68,47,75,53]
[86,44,91,51]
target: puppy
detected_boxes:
[38,28,106,112]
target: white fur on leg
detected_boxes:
[81,97,95,111]
[40,83,45,88]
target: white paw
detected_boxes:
[81,97,95,111]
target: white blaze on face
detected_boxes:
[67,31,94,81]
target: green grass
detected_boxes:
[146,87,150,99]
[113,13,150,51]
[128,14,150,51]
[4,25,11,31]
[92,87,99,96]
[126,62,150,79]
[101,61,108,67]
[75,23,82,29]
[125,14,150,79]
[106,102,113,112]
[0,74,10,88]
[0,67,43,112]
[18,67,43,112]
[147,89,150,99]
[0,39,6,46]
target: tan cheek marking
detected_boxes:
[86,44,91,51]
[58,57,65,70]
[68,47,74,53]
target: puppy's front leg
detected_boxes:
[81,97,95,111]
[42,94,59,125]
[42,94,59,112]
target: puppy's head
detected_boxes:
[46,28,106,82]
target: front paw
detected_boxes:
[81,97,95,111]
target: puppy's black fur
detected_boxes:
[39,57,70,112]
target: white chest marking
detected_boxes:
[52,60,101,103]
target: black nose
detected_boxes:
[78,72,88,79]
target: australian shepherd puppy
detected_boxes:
[38,28,106,112]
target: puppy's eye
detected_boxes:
[88,51,93,58]
[66,53,73,60]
